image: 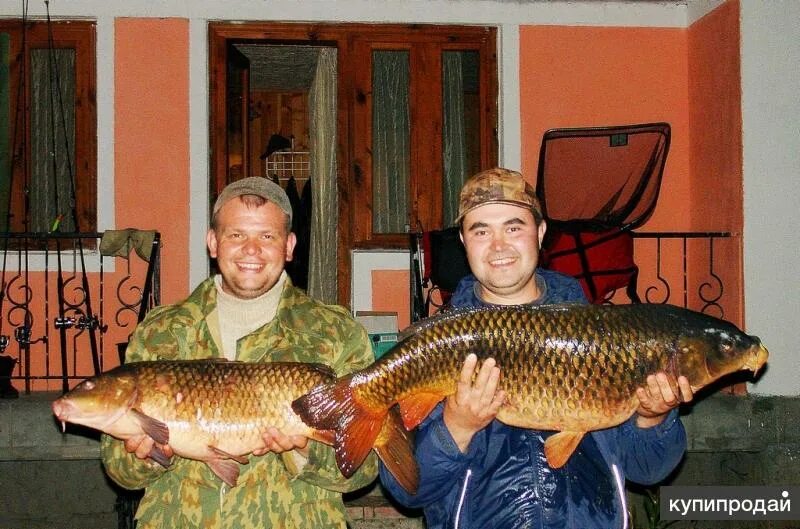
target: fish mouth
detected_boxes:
[52,399,73,432]
[52,399,70,421]
[744,343,769,375]
[691,342,769,393]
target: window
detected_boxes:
[351,27,497,247]
[0,20,96,234]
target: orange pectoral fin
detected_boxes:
[373,406,419,494]
[397,392,445,430]
[130,408,169,445]
[543,431,585,469]
[208,445,249,465]
[206,460,241,487]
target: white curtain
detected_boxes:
[371,51,410,234]
[31,49,75,232]
[307,48,338,303]
[442,51,468,226]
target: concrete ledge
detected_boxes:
[0,392,101,461]
[681,393,800,452]
[3,392,800,529]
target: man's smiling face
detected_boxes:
[207,197,296,300]
[460,202,546,305]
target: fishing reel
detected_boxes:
[14,325,46,347]
[54,315,108,333]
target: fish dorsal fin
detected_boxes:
[130,408,169,445]
[397,393,444,430]
[373,407,419,494]
[398,306,497,341]
[397,303,584,341]
[206,460,241,487]
[543,431,585,469]
[306,362,337,379]
[209,445,249,465]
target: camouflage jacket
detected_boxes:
[101,276,378,528]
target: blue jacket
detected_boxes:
[380,269,687,529]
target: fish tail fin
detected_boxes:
[292,377,385,478]
[373,406,419,494]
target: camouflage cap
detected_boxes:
[455,167,542,224]
[212,176,293,225]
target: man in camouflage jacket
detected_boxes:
[101,177,378,528]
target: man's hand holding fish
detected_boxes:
[635,372,695,427]
[363,168,767,529]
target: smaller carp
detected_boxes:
[52,359,417,491]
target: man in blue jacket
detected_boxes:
[380,167,693,529]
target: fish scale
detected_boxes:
[52,360,338,487]
[293,302,768,486]
[53,358,420,492]
[358,305,669,431]
[166,363,320,439]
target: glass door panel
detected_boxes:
[371,50,410,234]
[442,50,480,226]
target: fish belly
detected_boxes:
[496,393,640,432]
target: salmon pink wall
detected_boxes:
[686,0,743,324]
[519,25,690,231]
[689,0,742,232]
[519,20,743,324]
[115,18,190,304]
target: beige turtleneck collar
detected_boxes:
[214,271,287,360]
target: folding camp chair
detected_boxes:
[409,226,471,322]
[536,123,670,303]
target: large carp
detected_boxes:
[52,359,416,491]
[293,303,768,487]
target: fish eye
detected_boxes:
[718,333,735,354]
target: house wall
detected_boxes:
[740,0,800,396]
[115,18,191,303]
[686,0,743,323]
[0,0,795,396]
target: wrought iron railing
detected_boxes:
[411,229,738,324]
[0,231,160,394]
[630,231,735,317]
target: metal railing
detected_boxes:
[0,231,160,394]
[411,229,738,323]
[630,231,735,317]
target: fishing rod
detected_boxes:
[44,1,103,391]
[0,0,37,394]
